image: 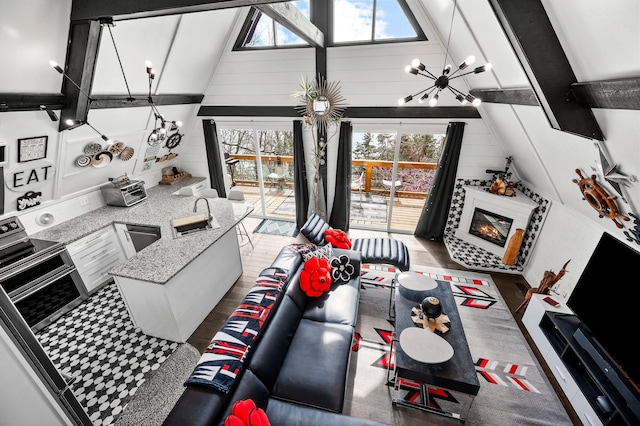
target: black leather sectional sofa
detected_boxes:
[163,244,388,426]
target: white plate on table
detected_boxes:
[399,327,454,364]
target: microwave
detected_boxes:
[100,180,147,207]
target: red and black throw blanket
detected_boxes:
[185,267,288,393]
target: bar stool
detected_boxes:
[228,190,254,249]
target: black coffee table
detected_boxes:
[387,274,480,421]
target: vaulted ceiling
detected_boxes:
[2,0,638,142]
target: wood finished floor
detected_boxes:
[186,216,580,425]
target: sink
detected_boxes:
[171,214,212,238]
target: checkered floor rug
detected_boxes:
[36,282,180,426]
[253,218,299,237]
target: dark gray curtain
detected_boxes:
[202,119,227,198]
[329,121,352,231]
[293,120,309,229]
[414,121,466,240]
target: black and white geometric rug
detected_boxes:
[253,218,299,237]
[36,282,182,426]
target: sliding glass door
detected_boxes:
[350,123,446,233]
[218,123,294,220]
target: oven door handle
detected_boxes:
[0,244,67,281]
[11,265,77,303]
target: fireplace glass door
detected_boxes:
[468,208,513,247]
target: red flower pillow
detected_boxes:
[299,257,333,297]
[224,399,270,426]
[325,228,352,249]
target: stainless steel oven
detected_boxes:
[0,217,86,332]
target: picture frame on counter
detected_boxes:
[18,136,48,162]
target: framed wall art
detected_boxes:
[18,136,48,162]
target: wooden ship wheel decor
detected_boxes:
[572,169,630,228]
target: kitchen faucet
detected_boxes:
[193,197,212,221]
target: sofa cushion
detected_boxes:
[303,274,360,326]
[301,243,334,262]
[299,257,333,297]
[271,319,353,413]
[299,213,329,245]
[246,295,303,390]
[325,228,352,249]
[351,237,410,271]
[265,398,389,426]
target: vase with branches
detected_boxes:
[292,75,347,220]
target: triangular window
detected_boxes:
[235,1,311,49]
[235,0,424,50]
[332,0,424,44]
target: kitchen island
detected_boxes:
[30,178,254,342]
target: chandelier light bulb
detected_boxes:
[418,93,429,103]
[472,97,482,107]
[443,64,452,75]
[411,58,425,71]
[175,121,183,127]
[49,60,64,74]
[405,65,418,75]
[429,93,439,107]
[398,95,413,105]
[455,94,468,105]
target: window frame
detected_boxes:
[233,0,426,51]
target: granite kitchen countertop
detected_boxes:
[30,177,254,284]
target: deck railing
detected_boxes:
[226,154,437,198]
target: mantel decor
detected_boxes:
[292,75,347,220]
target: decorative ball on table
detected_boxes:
[411,296,450,333]
[421,296,442,319]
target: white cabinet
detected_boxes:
[66,226,126,294]
[523,294,603,426]
[113,223,137,260]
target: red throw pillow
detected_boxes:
[325,228,352,249]
[225,399,271,426]
[299,257,333,297]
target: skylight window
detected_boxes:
[235,0,423,50]
[333,0,423,43]
[238,1,310,48]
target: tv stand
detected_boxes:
[523,294,640,425]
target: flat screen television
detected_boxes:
[567,232,640,395]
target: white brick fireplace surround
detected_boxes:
[455,186,539,258]
[443,180,550,274]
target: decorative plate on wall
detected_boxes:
[108,141,125,156]
[84,143,102,155]
[75,155,92,167]
[120,147,135,161]
[92,151,113,168]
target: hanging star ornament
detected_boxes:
[591,143,636,203]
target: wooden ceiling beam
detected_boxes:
[256,2,324,48]
[0,94,65,112]
[58,20,102,131]
[197,105,481,119]
[469,88,539,106]
[570,77,640,110]
[90,94,204,109]
[488,0,604,140]
[71,0,289,21]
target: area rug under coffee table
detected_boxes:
[345,264,573,426]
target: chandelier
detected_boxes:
[50,19,181,146]
[398,0,491,107]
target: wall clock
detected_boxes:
[572,168,630,228]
